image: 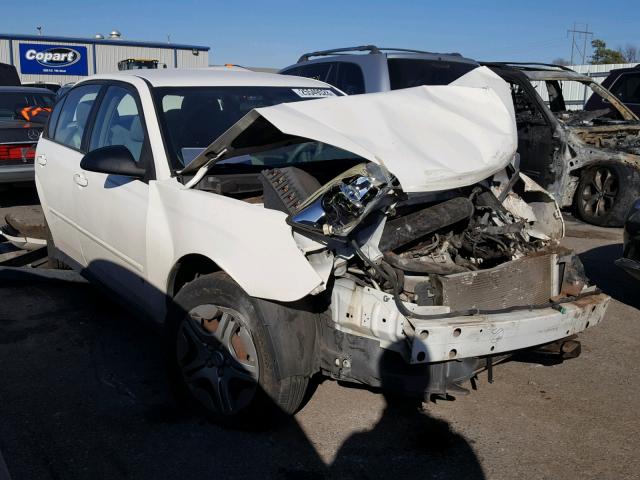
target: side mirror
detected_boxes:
[80,145,145,178]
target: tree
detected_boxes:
[552,58,570,66]
[590,39,626,64]
[621,44,638,63]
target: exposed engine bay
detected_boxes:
[571,125,640,156]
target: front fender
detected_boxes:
[146,180,326,303]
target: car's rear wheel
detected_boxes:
[165,272,309,429]
[45,223,69,269]
[576,164,640,227]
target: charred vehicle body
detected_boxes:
[483,62,640,227]
[37,67,609,427]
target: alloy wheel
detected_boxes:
[177,304,259,415]
[580,167,619,218]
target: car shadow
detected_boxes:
[0,263,485,479]
[578,242,640,310]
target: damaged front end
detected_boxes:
[180,69,609,397]
[279,160,608,396]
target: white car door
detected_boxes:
[73,84,153,310]
[35,83,101,266]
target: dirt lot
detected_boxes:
[1,187,639,480]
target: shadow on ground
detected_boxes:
[0,269,484,480]
[579,243,640,310]
[0,186,39,210]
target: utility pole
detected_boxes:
[567,23,593,65]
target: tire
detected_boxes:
[165,272,309,429]
[575,164,640,227]
[45,224,69,270]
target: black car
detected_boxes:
[616,198,640,280]
[0,86,56,185]
[585,64,640,116]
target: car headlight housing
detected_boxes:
[288,163,396,237]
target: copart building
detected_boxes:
[0,31,210,86]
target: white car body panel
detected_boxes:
[144,180,325,312]
[36,138,85,263]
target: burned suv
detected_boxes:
[483,63,640,227]
[37,67,608,427]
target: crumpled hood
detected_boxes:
[182,66,517,193]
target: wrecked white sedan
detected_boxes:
[36,67,609,426]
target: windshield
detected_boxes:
[215,141,360,171]
[153,86,341,169]
[387,58,477,89]
[0,92,55,123]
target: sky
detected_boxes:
[2,0,639,68]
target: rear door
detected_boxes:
[35,83,101,265]
[73,83,153,309]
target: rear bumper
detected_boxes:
[0,164,34,183]
[404,292,610,364]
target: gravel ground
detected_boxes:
[0,188,638,480]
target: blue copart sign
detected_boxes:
[19,43,88,75]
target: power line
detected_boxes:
[567,23,593,64]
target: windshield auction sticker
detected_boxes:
[292,88,337,98]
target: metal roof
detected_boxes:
[0,33,209,51]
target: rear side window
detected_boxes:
[89,86,146,162]
[53,84,101,150]
[334,63,365,94]
[283,63,334,83]
[387,58,477,89]
[611,73,640,105]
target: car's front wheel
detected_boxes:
[165,272,309,428]
[575,164,640,227]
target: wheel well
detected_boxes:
[167,254,221,298]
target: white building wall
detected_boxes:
[95,44,177,72]
[0,39,10,64]
[2,36,209,86]
[176,49,208,68]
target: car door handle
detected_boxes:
[36,154,47,166]
[73,173,88,187]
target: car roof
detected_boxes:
[607,64,640,75]
[481,62,593,82]
[293,45,477,65]
[79,67,335,88]
[0,86,57,94]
